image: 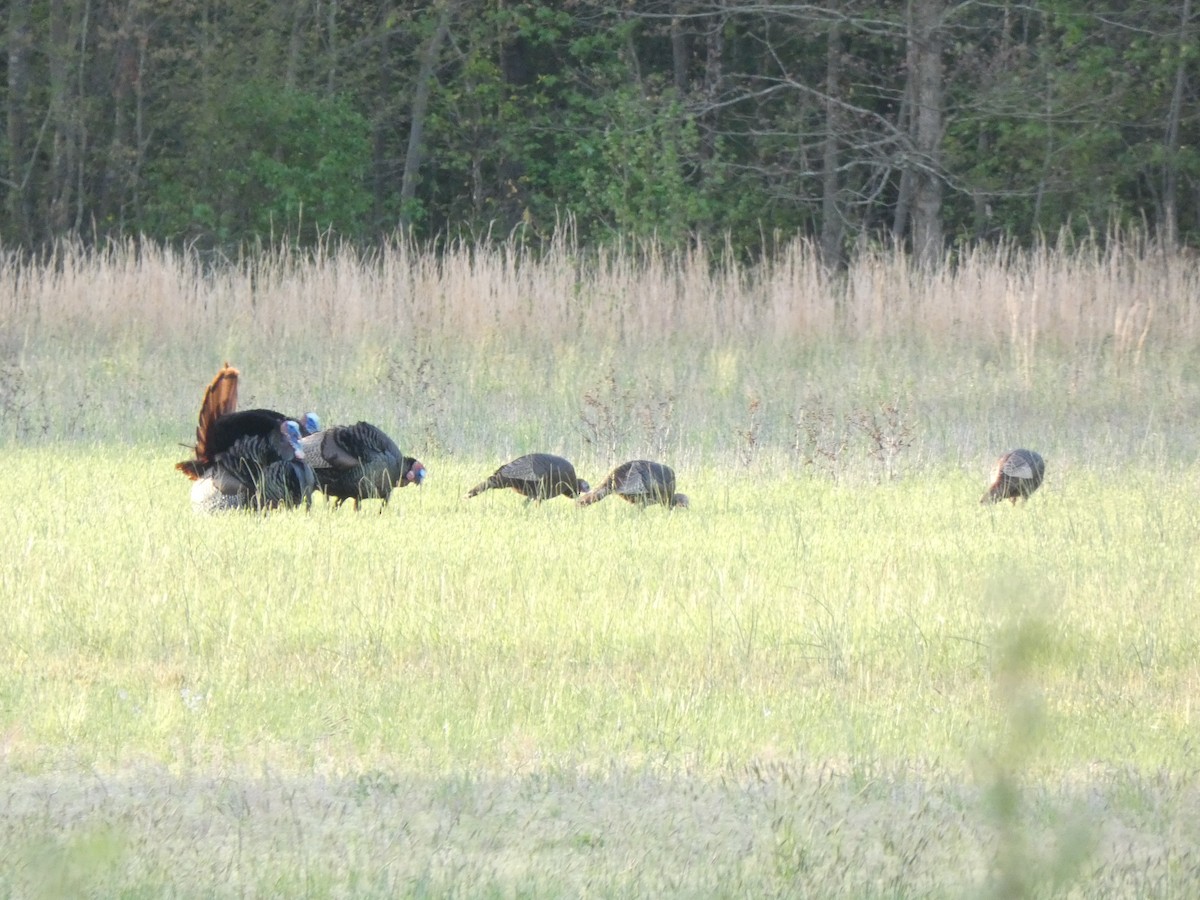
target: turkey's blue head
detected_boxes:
[282,420,305,457]
[301,412,321,435]
[403,457,427,486]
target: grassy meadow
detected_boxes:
[2,234,1200,895]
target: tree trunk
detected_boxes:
[891,70,913,242]
[372,0,395,229]
[99,1,141,233]
[5,0,34,243]
[48,0,77,236]
[399,2,452,230]
[284,1,311,91]
[908,0,944,267]
[973,129,991,240]
[325,0,339,95]
[699,9,724,163]
[670,5,690,95]
[1161,0,1191,249]
[820,17,844,270]
[131,26,147,227]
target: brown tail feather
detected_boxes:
[175,459,207,480]
[193,363,239,459]
[177,363,239,479]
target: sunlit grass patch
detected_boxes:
[4,447,1199,780]
[1,432,1198,895]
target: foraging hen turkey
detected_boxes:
[176,363,319,479]
[300,421,426,510]
[190,419,317,512]
[981,449,1045,504]
[576,459,689,509]
[465,453,589,502]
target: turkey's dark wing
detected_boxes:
[193,422,315,511]
[981,449,1045,504]
[602,460,678,506]
[206,408,288,456]
[304,422,413,509]
[468,453,585,500]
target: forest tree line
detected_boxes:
[2,1,1198,262]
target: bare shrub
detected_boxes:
[736,395,762,469]
[579,365,675,460]
[850,398,915,482]
[383,352,452,455]
[790,395,914,481]
[0,361,31,437]
[790,396,850,479]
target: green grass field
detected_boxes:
[4,240,1200,895]
[4,442,1200,895]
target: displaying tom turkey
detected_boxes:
[576,459,689,509]
[176,363,319,479]
[190,419,317,512]
[465,453,589,503]
[300,421,426,510]
[981,449,1045,504]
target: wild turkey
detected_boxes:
[201,408,321,463]
[465,453,589,503]
[981,449,1045,504]
[176,363,319,479]
[190,419,317,512]
[300,421,426,510]
[577,459,689,509]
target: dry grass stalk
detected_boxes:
[1,232,1197,357]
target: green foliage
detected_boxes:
[418,8,726,248]
[545,83,710,246]
[946,1,1200,244]
[7,1,1200,254]
[144,82,372,246]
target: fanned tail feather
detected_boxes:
[177,363,240,480]
[194,363,240,455]
[176,459,207,479]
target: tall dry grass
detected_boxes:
[2,230,1196,354]
[4,229,1198,466]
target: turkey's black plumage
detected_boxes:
[300,421,426,510]
[465,453,589,502]
[577,460,689,509]
[177,364,319,479]
[981,449,1045,504]
[190,420,317,512]
[202,408,320,462]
